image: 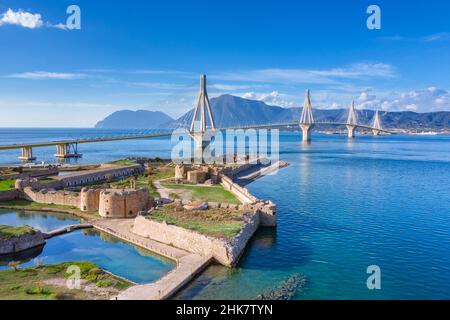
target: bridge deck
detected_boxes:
[0,123,392,151]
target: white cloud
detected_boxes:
[49,23,68,30]
[242,91,295,107]
[381,32,450,43]
[213,63,396,85]
[8,71,87,80]
[0,9,43,29]
[0,8,70,30]
[423,32,450,42]
[357,87,450,112]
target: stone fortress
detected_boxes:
[13,164,152,219]
[7,158,279,225]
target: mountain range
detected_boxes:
[94,94,450,130]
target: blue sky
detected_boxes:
[1,0,450,127]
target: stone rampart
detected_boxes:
[22,187,80,207]
[0,232,45,254]
[133,212,260,267]
[0,189,20,202]
[220,175,257,204]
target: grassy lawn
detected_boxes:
[0,179,15,191]
[108,159,136,166]
[0,225,37,240]
[0,261,132,300]
[161,182,240,204]
[109,167,175,198]
[149,203,245,239]
[38,178,57,185]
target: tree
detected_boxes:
[8,261,21,271]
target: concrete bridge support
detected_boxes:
[191,132,211,163]
[18,146,36,161]
[55,143,82,158]
[299,90,315,143]
[300,124,313,143]
[372,129,381,136]
[346,125,356,138]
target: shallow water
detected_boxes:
[0,210,174,283]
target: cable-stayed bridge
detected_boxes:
[0,74,392,161]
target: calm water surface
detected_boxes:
[0,209,174,283]
[1,129,450,298]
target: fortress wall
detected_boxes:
[220,175,257,204]
[80,188,102,212]
[0,167,58,181]
[220,174,277,227]
[124,189,149,218]
[133,213,260,267]
[99,191,125,218]
[61,164,143,188]
[22,187,80,208]
[0,189,20,201]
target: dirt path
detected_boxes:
[153,179,192,200]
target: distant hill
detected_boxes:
[94,110,173,129]
[95,95,450,130]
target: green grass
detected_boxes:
[0,179,15,191]
[0,199,78,211]
[0,261,132,300]
[38,178,56,185]
[108,159,136,166]
[109,167,175,198]
[161,182,240,204]
[149,204,244,239]
[0,225,36,239]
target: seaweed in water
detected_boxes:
[255,273,307,300]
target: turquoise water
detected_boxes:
[175,134,450,299]
[1,129,450,298]
[0,210,174,283]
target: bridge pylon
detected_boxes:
[299,90,315,142]
[372,111,383,136]
[190,74,216,161]
[346,101,358,138]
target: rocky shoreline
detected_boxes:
[0,228,45,255]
